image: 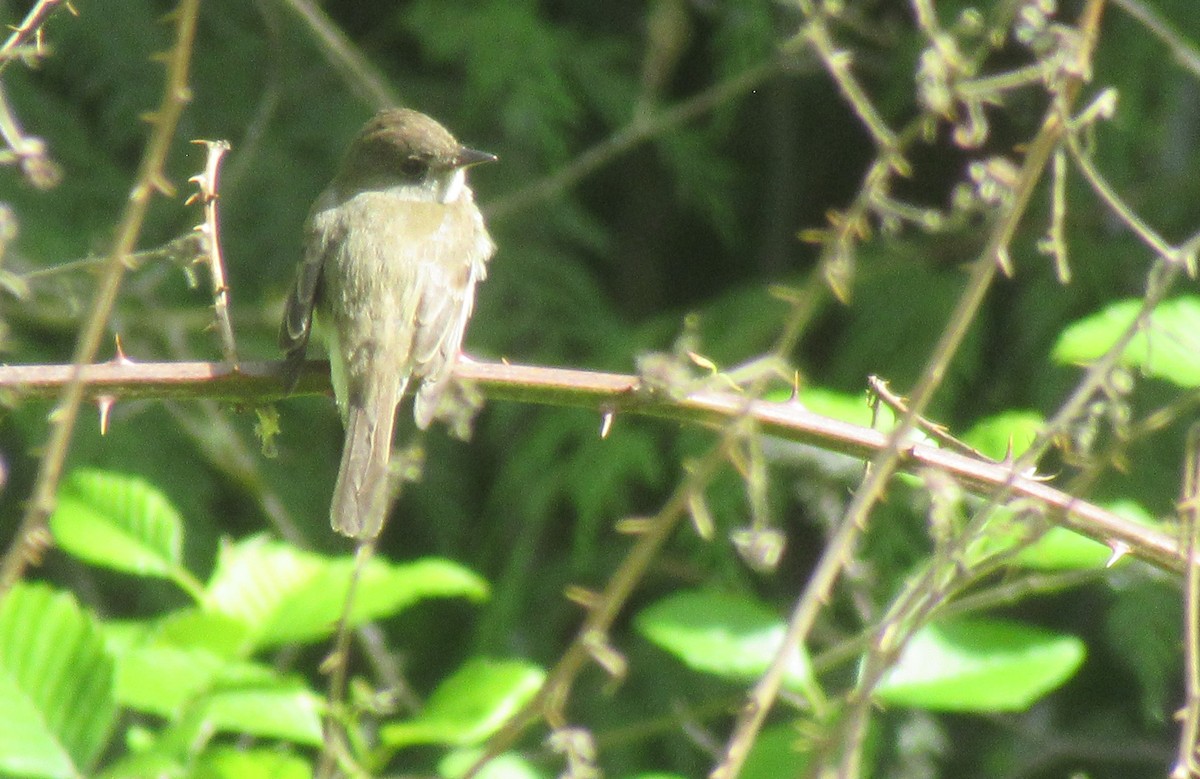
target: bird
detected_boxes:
[279,108,496,538]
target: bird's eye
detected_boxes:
[398,157,429,179]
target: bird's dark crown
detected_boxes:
[337,108,463,188]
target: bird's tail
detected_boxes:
[330,381,405,538]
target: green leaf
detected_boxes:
[106,615,321,744]
[50,469,191,590]
[962,410,1045,460]
[440,749,545,779]
[112,640,231,715]
[741,724,809,779]
[193,747,312,779]
[200,681,322,745]
[1012,527,1114,570]
[875,617,1085,711]
[0,583,117,779]
[202,536,489,649]
[381,658,545,748]
[96,748,185,779]
[1053,296,1200,387]
[796,387,897,430]
[152,609,256,658]
[635,590,812,695]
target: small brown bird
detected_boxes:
[280,108,496,538]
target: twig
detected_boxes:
[709,2,1109,777]
[794,3,897,154]
[0,0,74,73]
[186,139,239,363]
[0,0,201,596]
[1173,424,1200,778]
[318,540,376,779]
[486,55,793,221]
[0,81,59,189]
[222,0,285,193]
[277,0,399,109]
[1065,123,1181,264]
[1111,0,1200,81]
[0,0,70,187]
[152,316,411,727]
[0,355,1186,577]
[13,232,204,286]
[867,375,992,460]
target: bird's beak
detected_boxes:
[454,147,498,168]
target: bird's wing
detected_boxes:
[411,205,495,428]
[279,203,342,390]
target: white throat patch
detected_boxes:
[439,167,467,204]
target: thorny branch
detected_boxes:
[186,139,239,363]
[1175,425,1200,778]
[0,0,201,596]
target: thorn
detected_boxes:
[148,171,176,197]
[687,351,717,373]
[112,334,134,365]
[790,370,802,402]
[1000,437,1016,467]
[318,648,343,676]
[97,395,115,435]
[1105,541,1130,568]
[600,408,614,439]
[564,585,600,609]
[24,526,52,565]
[996,247,1014,277]
[687,492,714,540]
[582,629,627,682]
[614,516,653,535]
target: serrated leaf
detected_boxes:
[0,583,117,779]
[202,536,489,649]
[50,469,189,587]
[108,621,322,745]
[635,590,812,695]
[1053,296,1200,387]
[382,658,544,748]
[875,617,1085,711]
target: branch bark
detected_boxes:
[0,357,1188,575]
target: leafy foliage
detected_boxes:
[0,583,116,779]
[0,0,1198,777]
